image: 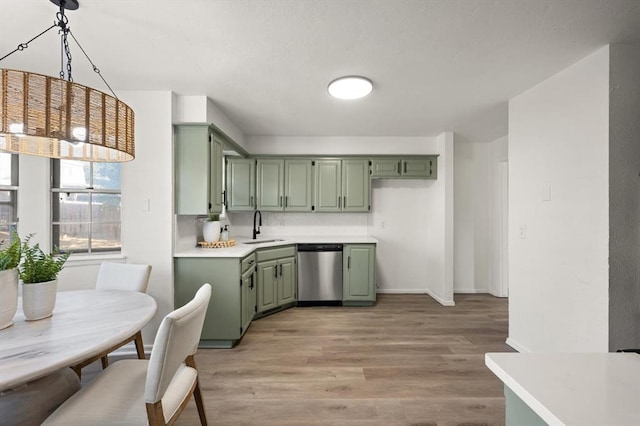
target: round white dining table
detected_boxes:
[0,289,157,391]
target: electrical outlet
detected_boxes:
[380,221,386,229]
[279,219,285,228]
[519,225,527,239]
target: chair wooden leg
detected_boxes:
[134,331,146,360]
[145,401,165,426]
[186,355,208,426]
[101,355,109,369]
[71,365,82,379]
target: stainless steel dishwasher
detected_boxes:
[297,244,343,305]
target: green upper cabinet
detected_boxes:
[226,158,256,211]
[343,244,376,305]
[210,135,224,213]
[370,159,401,177]
[342,159,370,212]
[315,159,369,212]
[284,160,313,211]
[370,156,437,179]
[174,125,223,214]
[314,160,342,212]
[257,159,285,211]
[257,159,313,212]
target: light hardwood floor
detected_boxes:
[175,294,513,426]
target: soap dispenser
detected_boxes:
[220,225,230,241]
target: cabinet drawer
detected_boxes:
[256,245,296,262]
[241,253,256,273]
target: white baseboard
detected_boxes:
[425,289,455,306]
[505,337,530,353]
[454,288,490,294]
[376,288,455,306]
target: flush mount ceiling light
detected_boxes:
[0,0,135,162]
[327,76,373,100]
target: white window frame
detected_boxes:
[0,153,19,242]
[51,159,122,254]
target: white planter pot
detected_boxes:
[22,280,58,321]
[203,221,221,243]
[0,269,19,329]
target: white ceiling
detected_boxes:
[1,0,640,143]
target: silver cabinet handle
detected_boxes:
[279,196,283,207]
[347,256,351,269]
[250,195,254,207]
[343,196,346,208]
[338,196,341,209]
[285,196,288,207]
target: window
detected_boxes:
[0,153,18,242]
[52,160,121,253]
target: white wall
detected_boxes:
[171,95,247,151]
[454,136,508,295]
[118,90,175,345]
[246,136,438,155]
[368,179,433,294]
[608,44,640,351]
[508,47,610,353]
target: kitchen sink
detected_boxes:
[242,239,284,245]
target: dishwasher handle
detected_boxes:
[297,244,343,252]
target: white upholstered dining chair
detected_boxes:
[44,283,212,426]
[71,262,152,377]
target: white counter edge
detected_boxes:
[174,236,378,258]
[484,353,564,426]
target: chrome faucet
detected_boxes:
[252,210,262,239]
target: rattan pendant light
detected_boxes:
[0,0,135,162]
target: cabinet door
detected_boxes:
[241,267,254,333]
[402,159,432,178]
[226,158,256,211]
[257,159,285,211]
[284,160,313,212]
[314,160,342,212]
[277,257,296,305]
[342,159,370,212]
[343,244,376,302]
[210,135,224,213]
[174,125,210,215]
[257,259,278,312]
[370,158,401,177]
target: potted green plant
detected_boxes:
[19,235,70,321]
[0,232,21,329]
[203,212,221,243]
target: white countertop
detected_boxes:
[174,235,377,258]
[485,352,640,426]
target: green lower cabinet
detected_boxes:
[343,244,376,306]
[174,254,256,348]
[256,245,297,314]
[241,266,257,333]
[277,257,296,305]
[257,259,278,312]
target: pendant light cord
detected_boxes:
[0,24,57,62]
[0,1,119,99]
